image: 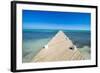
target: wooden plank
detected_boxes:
[32,30,84,62]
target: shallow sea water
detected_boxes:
[22,29,91,63]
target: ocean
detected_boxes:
[22,29,91,63]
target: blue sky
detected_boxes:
[22,10,91,30]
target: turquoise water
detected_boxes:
[22,29,91,62]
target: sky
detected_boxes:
[22,10,91,30]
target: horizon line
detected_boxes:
[23,28,90,31]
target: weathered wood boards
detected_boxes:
[32,30,84,62]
